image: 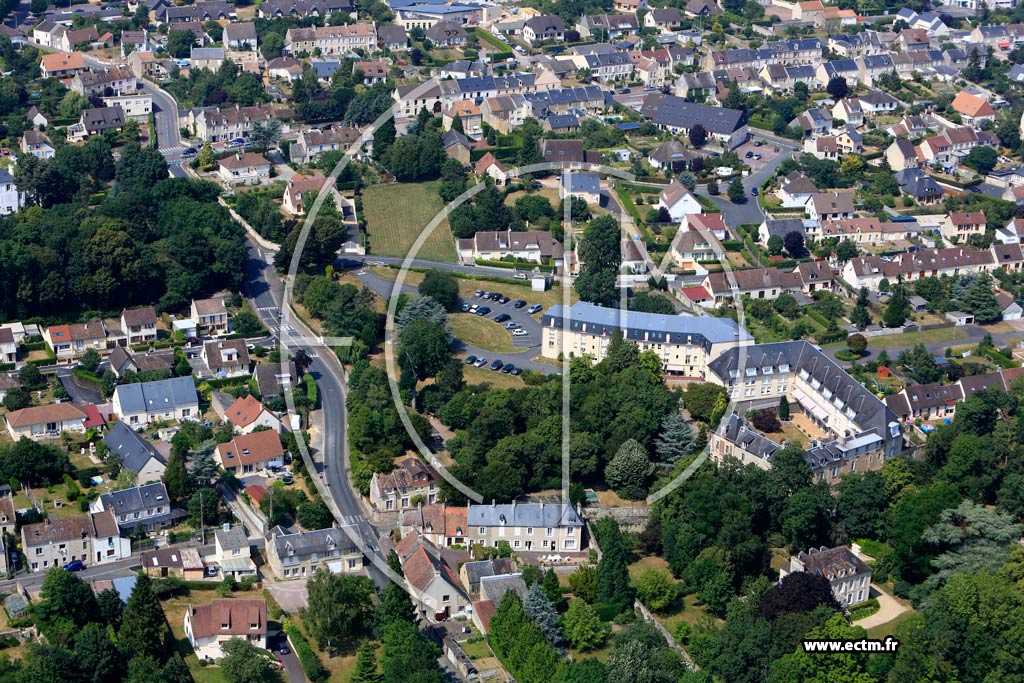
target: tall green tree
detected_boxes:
[303,571,375,649]
[350,639,382,683]
[221,637,276,683]
[596,519,633,603]
[575,216,621,308]
[39,566,99,627]
[162,451,191,500]
[119,573,168,661]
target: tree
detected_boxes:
[3,387,30,411]
[846,333,867,355]
[850,304,871,331]
[250,119,282,151]
[825,77,848,101]
[898,344,944,384]
[80,348,101,373]
[373,117,396,160]
[654,413,694,463]
[233,310,264,337]
[419,270,460,312]
[167,29,196,58]
[97,588,124,628]
[883,286,908,328]
[524,584,564,646]
[596,519,633,603]
[163,451,191,500]
[769,614,874,682]
[18,363,44,390]
[957,273,1002,324]
[686,546,735,616]
[562,599,607,651]
[778,396,790,421]
[750,409,781,433]
[783,231,806,258]
[636,569,675,612]
[119,573,168,660]
[962,145,997,175]
[40,566,98,627]
[568,565,597,603]
[297,499,334,530]
[835,239,858,263]
[350,639,382,683]
[782,488,831,550]
[727,178,745,203]
[688,124,707,148]
[221,637,276,683]
[575,216,621,308]
[542,568,562,607]
[834,471,887,541]
[758,572,840,622]
[605,439,654,500]
[767,234,784,256]
[304,570,375,649]
[198,141,216,171]
[188,487,219,527]
[398,319,451,380]
[682,383,728,424]
[75,622,126,683]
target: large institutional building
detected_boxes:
[706,341,902,483]
[540,302,752,379]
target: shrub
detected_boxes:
[750,409,781,433]
[285,623,329,682]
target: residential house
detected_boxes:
[67,106,125,142]
[215,430,285,475]
[951,91,996,124]
[777,173,817,208]
[265,525,363,579]
[457,229,563,267]
[703,267,803,304]
[647,140,695,171]
[288,126,359,165]
[284,23,377,55]
[223,22,258,51]
[835,127,863,155]
[102,92,153,120]
[943,211,986,242]
[258,0,354,19]
[896,168,944,204]
[140,547,205,579]
[640,92,748,149]
[396,532,471,621]
[0,168,21,216]
[378,25,408,51]
[758,217,809,245]
[184,599,267,660]
[474,152,512,185]
[111,376,200,427]
[857,90,900,115]
[370,458,440,511]
[425,21,467,48]
[793,107,833,137]
[5,403,87,441]
[806,192,856,222]
[815,59,859,87]
[90,482,178,533]
[657,178,702,221]
[560,172,601,204]
[539,139,600,167]
[465,502,586,553]
[804,136,839,160]
[190,47,225,71]
[886,139,919,171]
[855,54,894,86]
[842,247,997,290]
[44,321,111,363]
[645,8,683,31]
[669,229,717,270]
[20,129,54,159]
[213,524,257,578]
[203,339,250,378]
[121,307,158,346]
[400,503,469,548]
[40,51,86,78]
[353,60,387,85]
[22,509,128,572]
[220,395,284,434]
[780,546,872,606]
[253,361,298,399]
[831,98,864,127]
[459,558,515,594]
[0,329,14,365]
[267,56,303,81]
[70,67,137,97]
[522,15,564,45]
[102,421,168,484]
[218,152,271,187]
[283,172,328,216]
[191,297,229,335]
[191,104,292,143]
[442,101,482,138]
[441,129,472,164]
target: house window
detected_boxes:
[442,594,450,602]
[479,527,486,534]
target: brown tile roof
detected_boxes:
[706,267,801,294]
[809,191,855,215]
[224,395,269,429]
[217,430,284,467]
[23,515,94,546]
[91,508,120,538]
[122,306,157,327]
[142,546,203,570]
[950,211,986,226]
[204,338,250,371]
[219,152,269,170]
[41,51,85,72]
[5,402,87,428]
[0,496,16,524]
[187,598,267,640]
[951,91,996,118]
[659,178,695,208]
[193,297,227,317]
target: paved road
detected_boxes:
[694,137,795,229]
[0,554,142,593]
[242,240,388,590]
[55,366,102,405]
[823,323,1016,368]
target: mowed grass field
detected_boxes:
[363,181,458,262]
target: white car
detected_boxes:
[512,329,529,336]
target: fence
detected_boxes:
[634,598,698,671]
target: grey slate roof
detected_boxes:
[563,172,600,193]
[113,376,198,415]
[269,525,359,557]
[100,482,169,515]
[467,502,583,528]
[762,218,807,239]
[480,574,527,604]
[103,421,167,474]
[216,524,250,551]
[542,301,751,347]
[640,92,746,134]
[461,558,514,589]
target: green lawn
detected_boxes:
[452,313,519,353]
[867,610,916,640]
[460,639,493,660]
[842,326,959,349]
[363,181,458,262]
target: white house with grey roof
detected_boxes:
[541,301,752,380]
[90,482,181,533]
[707,341,903,484]
[214,523,257,578]
[111,376,200,428]
[464,502,585,553]
[101,421,168,484]
[265,525,363,580]
[640,92,748,149]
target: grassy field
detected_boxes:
[867,610,916,640]
[452,314,519,353]
[366,265,575,310]
[363,181,458,262]
[851,326,959,349]
[628,555,672,581]
[462,362,527,389]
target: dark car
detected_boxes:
[513,299,527,308]
[498,296,511,304]
[279,646,290,656]
[751,187,759,196]
[745,151,753,158]
[490,359,504,371]
[465,355,477,365]
[63,560,85,572]
[511,367,522,376]
[501,363,515,374]
[476,306,491,316]
[490,292,503,300]
[494,313,511,323]
[181,147,198,157]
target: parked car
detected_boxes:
[513,273,528,280]
[751,187,758,196]
[474,357,488,367]
[498,296,510,304]
[279,646,290,656]
[482,291,492,299]
[490,359,504,371]
[470,304,479,313]
[490,292,503,300]
[511,367,522,376]
[512,329,529,336]
[63,560,85,572]
[494,313,511,323]
[513,299,527,308]
[460,303,470,312]
[528,304,543,314]
[181,147,197,157]
[476,306,491,316]
[474,289,484,297]
[465,355,477,365]
[505,322,520,329]
[280,472,293,484]
[501,363,515,374]
[753,153,762,160]
[206,566,219,577]
[745,151,753,159]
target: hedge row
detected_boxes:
[470,146,519,162]
[475,258,553,272]
[71,368,102,384]
[285,623,329,683]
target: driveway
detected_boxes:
[271,632,306,683]
[852,584,912,630]
[267,579,310,613]
[694,142,794,229]
[55,367,102,405]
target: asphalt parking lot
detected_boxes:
[733,139,785,172]
[458,289,544,352]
